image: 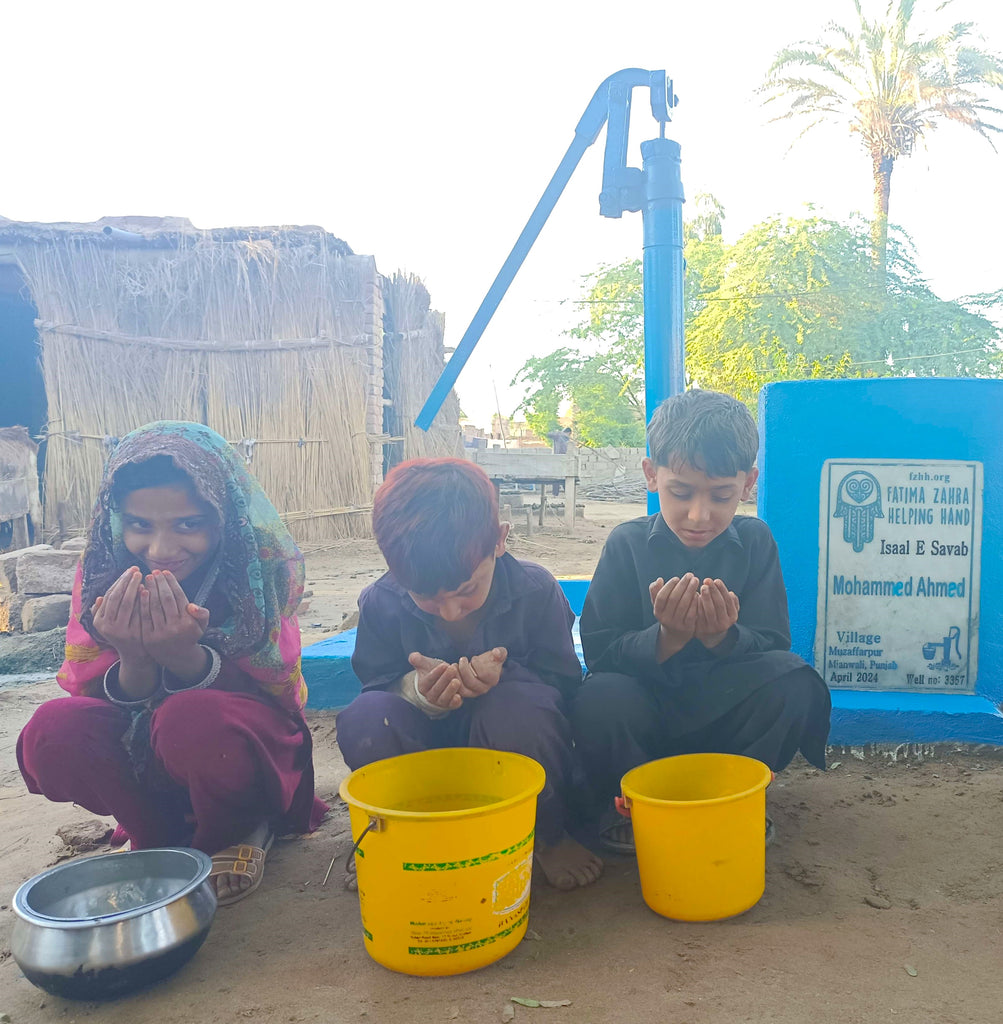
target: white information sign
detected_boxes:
[816,459,982,692]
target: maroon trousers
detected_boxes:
[18,690,327,854]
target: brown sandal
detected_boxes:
[210,833,274,906]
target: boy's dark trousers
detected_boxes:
[337,676,576,847]
[571,665,830,807]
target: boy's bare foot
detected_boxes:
[211,821,272,905]
[534,833,603,890]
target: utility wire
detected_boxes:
[544,291,880,304]
[542,290,1001,306]
[850,346,998,366]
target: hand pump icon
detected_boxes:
[923,627,962,670]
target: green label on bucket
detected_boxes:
[363,927,373,942]
[401,829,534,873]
[407,909,528,956]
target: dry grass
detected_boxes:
[382,271,462,468]
[16,231,376,542]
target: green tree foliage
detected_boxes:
[512,342,647,447]
[514,249,647,446]
[512,251,649,447]
[513,208,1002,429]
[687,212,1002,404]
[761,0,1003,270]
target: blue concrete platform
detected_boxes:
[301,623,1003,744]
[301,578,1003,744]
[758,378,1003,748]
[301,628,364,711]
[828,691,1003,746]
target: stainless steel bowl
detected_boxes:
[12,847,217,1000]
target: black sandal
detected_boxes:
[598,806,636,854]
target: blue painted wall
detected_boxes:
[759,379,1003,707]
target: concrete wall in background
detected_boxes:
[575,446,645,488]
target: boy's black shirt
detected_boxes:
[582,513,807,705]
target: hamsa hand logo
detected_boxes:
[833,470,883,552]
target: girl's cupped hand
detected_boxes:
[91,567,146,659]
[140,570,211,674]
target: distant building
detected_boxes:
[489,414,548,449]
[460,418,489,450]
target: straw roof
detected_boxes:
[2,217,384,542]
[0,215,354,253]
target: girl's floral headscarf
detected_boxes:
[58,421,308,712]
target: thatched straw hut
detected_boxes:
[0,426,40,553]
[0,216,460,543]
[381,272,463,472]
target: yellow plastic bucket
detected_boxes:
[339,747,545,976]
[620,753,772,922]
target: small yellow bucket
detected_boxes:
[339,747,545,976]
[620,753,772,922]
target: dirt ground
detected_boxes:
[2,500,1002,1023]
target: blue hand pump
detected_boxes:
[414,69,685,513]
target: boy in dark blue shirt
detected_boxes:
[574,390,830,852]
[338,458,603,889]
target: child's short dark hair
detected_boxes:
[372,458,501,595]
[647,390,758,476]
[110,456,195,509]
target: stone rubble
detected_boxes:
[0,540,80,636]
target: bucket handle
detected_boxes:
[345,815,385,874]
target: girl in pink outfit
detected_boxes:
[18,421,326,905]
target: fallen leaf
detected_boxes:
[904,965,918,977]
[447,1008,459,1020]
[829,761,842,770]
[501,1007,515,1023]
[509,998,571,1009]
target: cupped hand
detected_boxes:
[456,646,508,697]
[649,573,699,657]
[695,578,739,648]
[140,571,211,674]
[91,567,146,659]
[408,651,463,711]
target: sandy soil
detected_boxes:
[2,500,1002,1023]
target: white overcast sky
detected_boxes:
[3,0,1002,427]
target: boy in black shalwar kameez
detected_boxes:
[573,390,831,852]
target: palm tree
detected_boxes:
[761,0,1003,274]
